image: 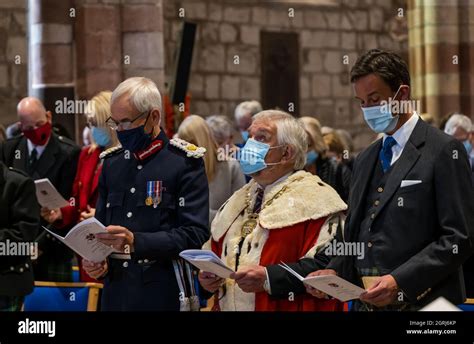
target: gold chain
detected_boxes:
[240,176,303,238]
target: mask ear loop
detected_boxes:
[265,144,289,167]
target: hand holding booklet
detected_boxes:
[43,217,116,263]
[34,178,69,209]
[179,249,234,279]
[279,262,366,302]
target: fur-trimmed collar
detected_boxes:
[211,170,347,241]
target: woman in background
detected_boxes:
[177,115,245,223]
[44,91,119,282]
[300,116,351,202]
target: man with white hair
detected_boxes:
[444,113,473,171]
[83,77,209,310]
[234,100,262,144]
[198,110,347,311]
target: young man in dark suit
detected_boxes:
[306,49,474,310]
[0,97,80,282]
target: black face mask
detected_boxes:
[116,113,153,153]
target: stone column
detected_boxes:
[29,0,75,138]
[408,0,474,123]
[74,0,122,100]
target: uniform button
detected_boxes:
[138,259,143,264]
[19,268,24,272]
[123,261,129,268]
[130,187,136,194]
[374,200,380,206]
[144,259,149,263]
[10,266,14,271]
[370,213,375,219]
[106,202,110,208]
[368,242,373,248]
[25,263,29,268]
[127,212,133,218]
[377,187,383,193]
[137,165,143,170]
[46,233,51,238]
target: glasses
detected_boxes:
[105,110,150,131]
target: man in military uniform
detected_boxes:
[0,161,40,311]
[83,77,209,311]
[0,97,80,282]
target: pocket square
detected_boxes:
[400,180,422,188]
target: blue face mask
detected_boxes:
[239,138,284,175]
[361,86,402,133]
[241,130,249,142]
[306,150,319,165]
[91,126,111,148]
[463,139,472,154]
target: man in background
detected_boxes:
[0,97,80,282]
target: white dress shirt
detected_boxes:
[383,112,419,166]
[27,139,48,160]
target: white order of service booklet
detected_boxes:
[34,178,69,209]
[179,249,234,278]
[43,217,116,262]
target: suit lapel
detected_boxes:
[373,119,427,220]
[34,135,59,179]
[12,137,28,172]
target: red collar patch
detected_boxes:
[134,139,163,161]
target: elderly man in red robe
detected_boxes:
[199,110,347,311]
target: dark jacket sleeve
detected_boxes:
[266,255,331,298]
[391,139,474,302]
[0,172,40,269]
[133,157,210,260]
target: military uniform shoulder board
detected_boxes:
[169,138,206,158]
[99,145,123,159]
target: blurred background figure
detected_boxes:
[0,124,6,143]
[300,116,351,202]
[419,113,436,127]
[321,126,333,135]
[444,113,473,171]
[82,125,91,147]
[5,122,21,139]
[177,115,245,223]
[49,91,118,282]
[234,100,262,146]
[206,115,238,160]
[335,128,355,172]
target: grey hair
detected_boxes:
[444,113,472,135]
[234,100,263,120]
[111,77,162,117]
[206,115,233,145]
[253,110,308,170]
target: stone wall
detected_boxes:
[164,0,408,151]
[75,0,165,100]
[0,0,27,127]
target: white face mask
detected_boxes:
[361,86,402,134]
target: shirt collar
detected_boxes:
[258,171,293,195]
[27,138,48,156]
[383,112,419,149]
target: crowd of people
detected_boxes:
[0,49,473,312]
